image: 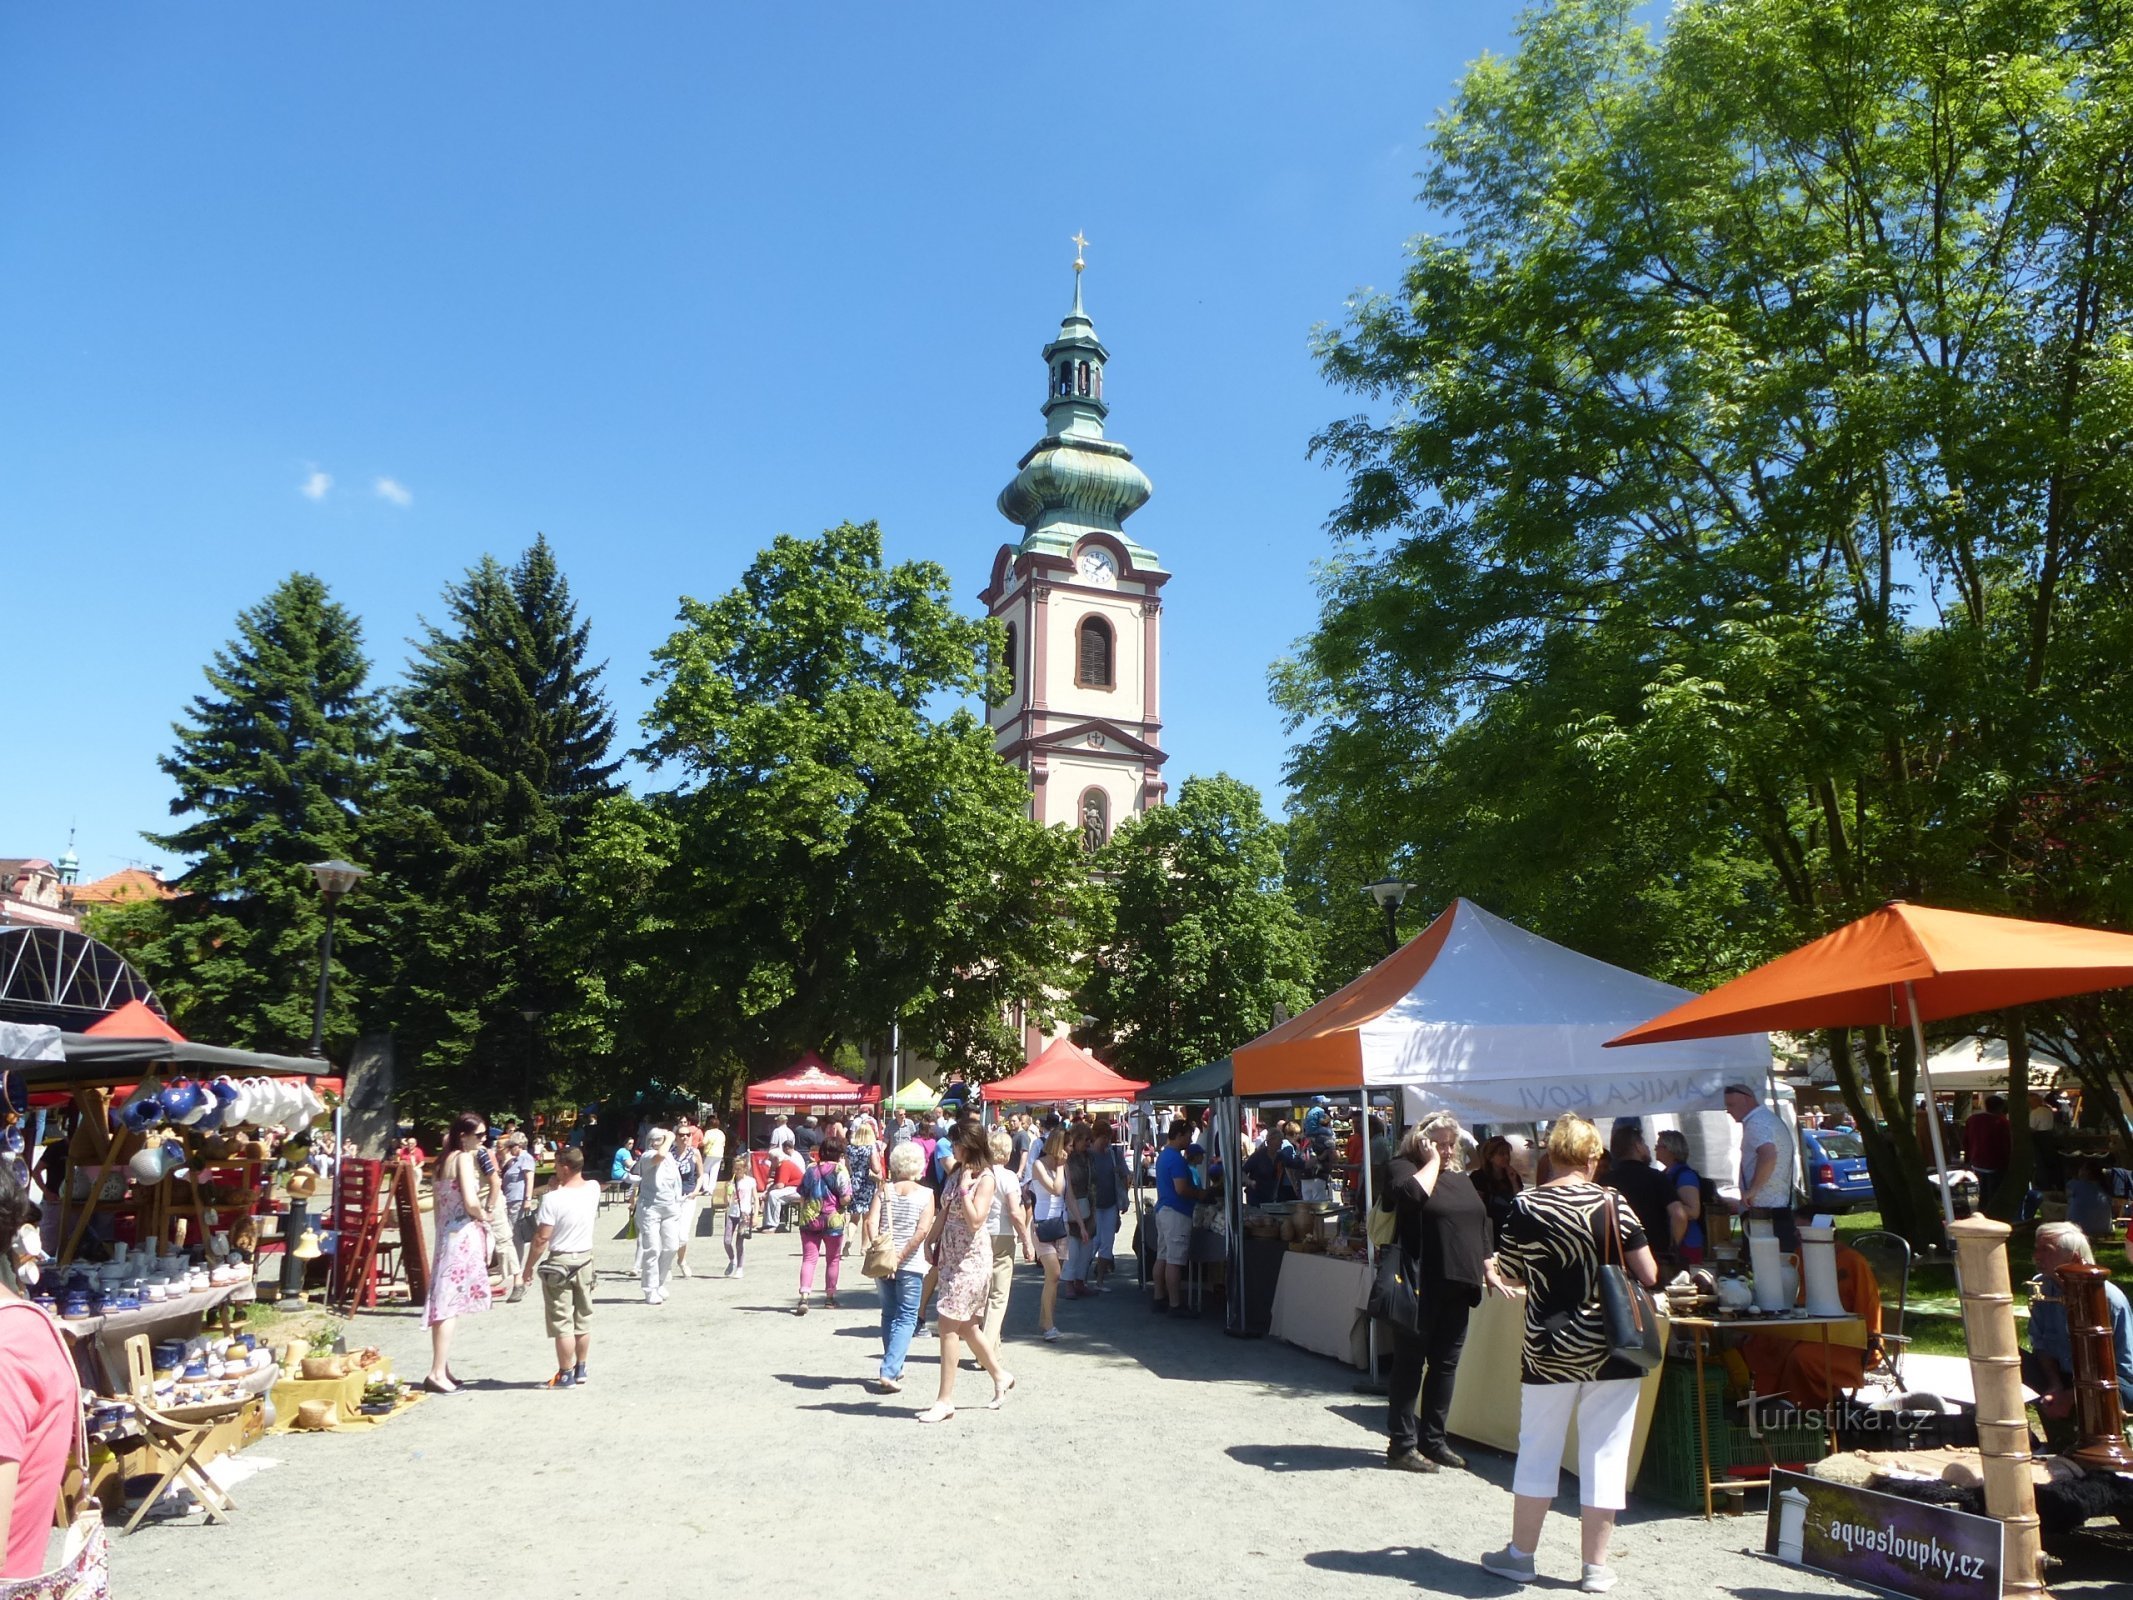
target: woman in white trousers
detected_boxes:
[632,1128,685,1304]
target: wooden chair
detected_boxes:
[119,1334,242,1533]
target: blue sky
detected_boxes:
[0,3,1520,880]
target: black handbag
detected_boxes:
[1367,1244,1425,1333]
[1595,1191,1664,1371]
[1035,1216,1069,1243]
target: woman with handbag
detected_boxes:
[915,1121,1015,1423]
[794,1134,854,1315]
[1381,1114,1489,1474]
[846,1122,882,1260]
[1480,1115,1658,1595]
[424,1112,496,1392]
[0,1163,98,1589]
[864,1140,935,1392]
[1026,1129,1070,1340]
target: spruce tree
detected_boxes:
[376,536,620,1114]
[95,574,384,1054]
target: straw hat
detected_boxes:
[293,1400,338,1431]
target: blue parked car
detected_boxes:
[1802,1126,1875,1212]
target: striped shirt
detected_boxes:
[1496,1180,1648,1384]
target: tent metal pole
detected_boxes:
[1906,982,1958,1229]
[1359,1089,1378,1383]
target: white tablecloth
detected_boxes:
[1268,1251,1372,1368]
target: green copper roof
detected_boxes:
[995,274,1165,576]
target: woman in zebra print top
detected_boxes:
[1480,1116,1658,1595]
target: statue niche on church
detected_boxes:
[1081,789,1109,854]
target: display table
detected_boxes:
[1670,1312,1859,1517]
[1268,1250,1373,1368]
[59,1284,247,1394]
[1443,1288,1670,1483]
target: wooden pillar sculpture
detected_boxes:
[1947,1215,2046,1597]
[2056,1261,2132,1472]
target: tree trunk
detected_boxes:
[1836,1026,1941,1248]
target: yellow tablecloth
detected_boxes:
[1268,1251,1373,1368]
[1443,1288,1669,1483]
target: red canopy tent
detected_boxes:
[979,1038,1149,1103]
[743,1052,882,1110]
[84,999,186,1042]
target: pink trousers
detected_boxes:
[800,1230,842,1295]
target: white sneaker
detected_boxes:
[731,1268,743,1280]
[1480,1547,1535,1585]
[1042,1326,1061,1342]
[1579,1566,1616,1594]
[678,1262,692,1278]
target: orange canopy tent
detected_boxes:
[979,1038,1149,1103]
[744,1052,883,1109]
[1608,901,2133,1221]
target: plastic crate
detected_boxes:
[1637,1358,1830,1511]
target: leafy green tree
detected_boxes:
[1280,0,2133,1243]
[1077,774,1317,1079]
[370,537,620,1116]
[636,522,1084,1083]
[94,574,385,1055]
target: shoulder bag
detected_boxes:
[0,1303,108,1600]
[1366,1237,1424,1333]
[1367,1172,1400,1250]
[1595,1190,1664,1371]
[861,1188,901,1279]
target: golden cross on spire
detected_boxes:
[1072,230,1089,273]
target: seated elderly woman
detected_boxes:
[2025,1220,2133,1424]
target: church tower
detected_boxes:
[980,244,1168,849]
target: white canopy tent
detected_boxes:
[1234,898,1773,1121]
[1921,1034,2066,1094]
[0,1020,64,1064]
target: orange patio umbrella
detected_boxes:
[1607,901,2133,1222]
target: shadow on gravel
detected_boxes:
[797,1400,917,1420]
[1305,1547,1507,1595]
[1227,1443,1386,1473]
[770,1372,871,1391]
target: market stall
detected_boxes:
[743,1054,883,1149]
[1133,1058,1235,1300]
[1229,898,1769,1407]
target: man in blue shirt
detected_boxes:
[1151,1119,1205,1315]
[2025,1222,2133,1420]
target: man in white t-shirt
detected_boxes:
[522,1146,601,1388]
[1724,1083,1797,1252]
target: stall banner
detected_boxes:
[1397,1065,1728,1125]
[1764,1469,2003,1600]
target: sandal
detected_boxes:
[915,1402,956,1424]
[987,1373,1018,1409]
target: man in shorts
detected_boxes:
[1152,1119,1206,1314]
[521,1145,600,1388]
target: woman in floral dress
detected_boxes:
[916,1121,1015,1424]
[424,1111,494,1393]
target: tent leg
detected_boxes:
[1359,1091,1377,1384]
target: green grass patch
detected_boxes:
[1832,1210,2133,1359]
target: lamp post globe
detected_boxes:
[1362,878,1412,957]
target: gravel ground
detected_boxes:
[108,1216,2122,1599]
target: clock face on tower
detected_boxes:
[1076,546,1119,587]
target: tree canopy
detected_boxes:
[1078,773,1317,1079]
[634,521,1086,1085]
[95,573,384,1055]
[369,537,622,1116]
[1279,0,2133,1239]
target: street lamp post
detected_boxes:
[305,859,368,1059]
[1362,878,1412,958]
[288,858,365,1308]
[520,1006,544,1127]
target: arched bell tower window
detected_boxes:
[1055,361,1074,398]
[1079,788,1109,854]
[1076,615,1114,688]
[1076,359,1092,397]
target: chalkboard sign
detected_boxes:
[1765,1469,2002,1600]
